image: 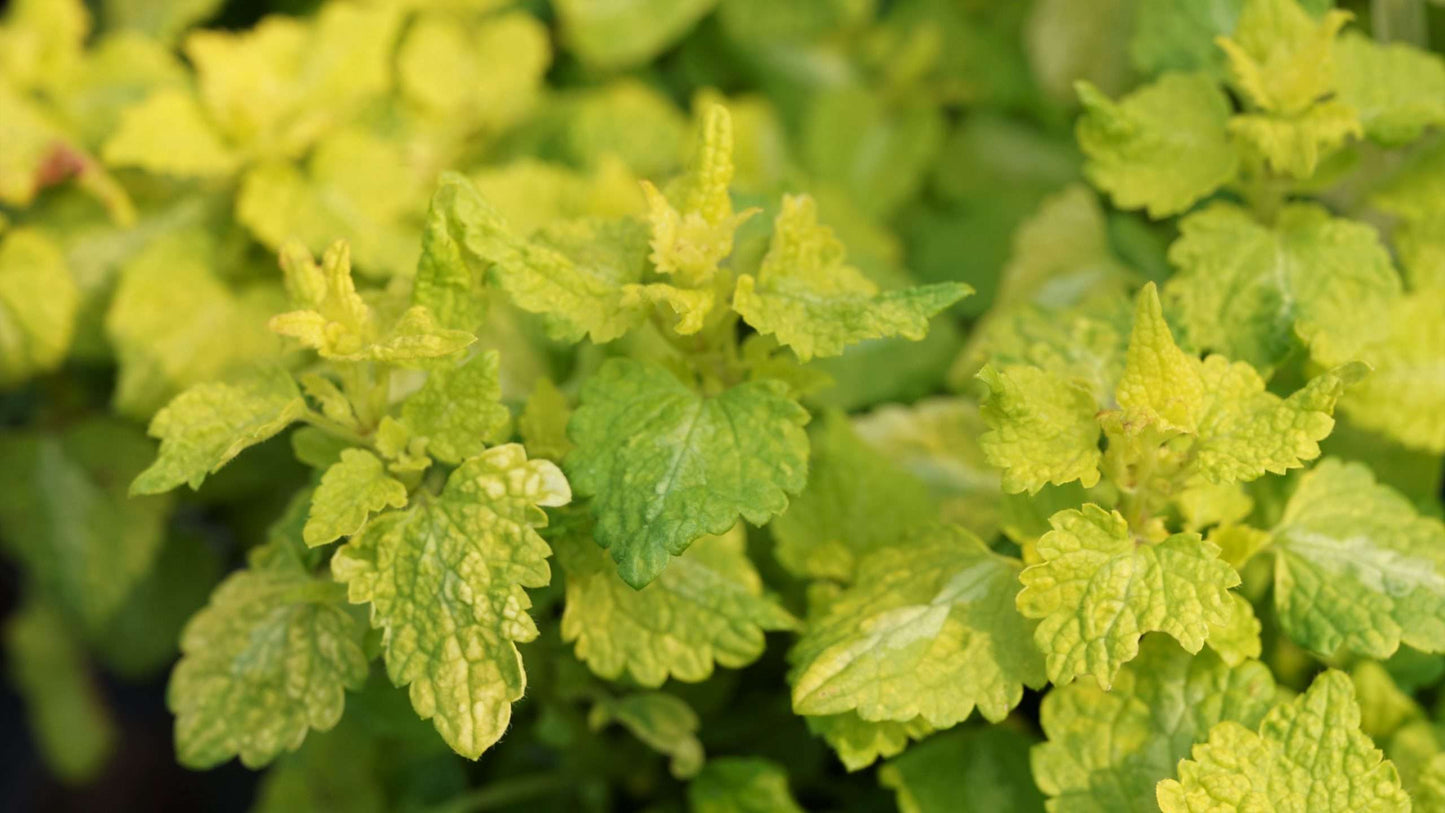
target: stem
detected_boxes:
[299,409,371,448]
[424,773,562,813]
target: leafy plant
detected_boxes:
[6,0,1445,811]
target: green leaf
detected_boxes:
[1268,458,1445,658]
[879,727,1045,813]
[302,450,408,548]
[1033,637,1278,813]
[1076,73,1237,218]
[803,713,932,772]
[412,173,491,333]
[978,364,1102,495]
[0,228,78,387]
[169,564,368,769]
[1228,101,1361,180]
[1164,203,1401,370]
[789,525,1045,727]
[331,444,569,759]
[687,757,805,813]
[990,184,1133,314]
[588,692,704,779]
[770,410,936,582]
[396,11,550,130]
[1157,670,1409,812]
[1016,505,1240,687]
[556,0,720,70]
[1129,0,1243,78]
[733,195,970,361]
[101,0,225,42]
[567,358,809,588]
[131,365,306,495]
[556,519,795,686]
[1217,0,1352,115]
[1205,592,1263,666]
[400,351,511,464]
[1116,282,1206,433]
[5,599,116,783]
[101,88,238,178]
[1334,31,1445,146]
[0,420,172,630]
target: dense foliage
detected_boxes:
[6,0,1445,810]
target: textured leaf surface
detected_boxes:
[1269,458,1445,658]
[519,378,573,462]
[303,450,408,548]
[557,520,795,686]
[790,526,1045,727]
[733,195,969,361]
[978,364,1102,495]
[1164,203,1400,370]
[1034,637,1278,813]
[568,358,809,588]
[1217,0,1350,115]
[1076,73,1237,218]
[1116,283,1205,433]
[803,713,932,772]
[331,444,569,759]
[1157,670,1409,812]
[132,365,305,495]
[169,564,368,769]
[400,351,511,464]
[880,727,1044,813]
[1016,505,1240,687]
[770,411,935,581]
[688,757,804,813]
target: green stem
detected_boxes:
[299,409,371,448]
[425,773,562,813]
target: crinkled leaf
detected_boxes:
[1217,0,1352,115]
[803,713,932,772]
[1157,670,1409,812]
[1016,505,1240,687]
[168,563,368,769]
[1116,282,1205,433]
[790,525,1045,727]
[1269,458,1445,658]
[1229,101,1361,180]
[978,364,1102,495]
[302,450,408,548]
[734,195,969,361]
[1076,73,1237,218]
[557,519,795,686]
[567,358,809,588]
[400,351,511,464]
[1034,636,1278,813]
[331,444,569,759]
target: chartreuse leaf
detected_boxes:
[331,444,569,759]
[302,450,407,548]
[588,692,704,779]
[1157,670,1409,812]
[1016,505,1240,688]
[804,713,932,772]
[102,88,239,177]
[1116,282,1205,433]
[413,173,491,333]
[6,599,116,783]
[1033,637,1277,813]
[1217,0,1352,115]
[422,173,652,343]
[978,364,1102,495]
[101,0,225,42]
[1164,203,1401,370]
[567,358,809,588]
[1334,31,1445,146]
[1075,73,1237,218]
[0,228,77,387]
[169,559,368,770]
[270,240,472,362]
[770,411,936,582]
[687,757,804,813]
[399,351,511,464]
[990,184,1133,314]
[131,365,307,495]
[1205,593,1263,666]
[396,11,549,130]
[789,526,1045,727]
[1229,103,1361,181]
[106,232,284,418]
[880,727,1045,813]
[1419,755,1445,811]
[556,0,719,71]
[0,420,172,631]
[556,519,795,686]
[1267,458,1445,658]
[0,0,88,89]
[733,195,970,360]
